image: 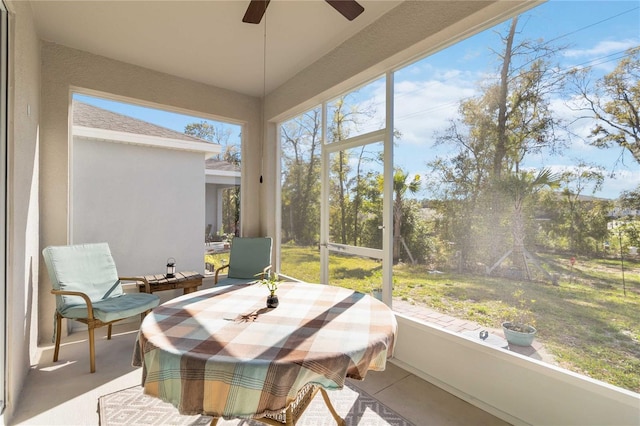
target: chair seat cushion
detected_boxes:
[60,293,159,323]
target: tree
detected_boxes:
[493,16,518,177]
[558,162,606,254]
[185,121,236,162]
[618,221,640,250]
[569,47,640,163]
[329,98,352,244]
[432,15,566,180]
[488,168,560,279]
[185,121,241,235]
[280,109,322,245]
[280,96,380,248]
[492,17,567,177]
[327,93,377,246]
[185,120,216,141]
[619,185,640,210]
[427,16,567,270]
[392,169,421,263]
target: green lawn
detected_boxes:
[273,244,640,393]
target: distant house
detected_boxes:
[71,101,230,280]
[609,207,640,218]
[205,158,241,237]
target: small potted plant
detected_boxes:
[502,289,537,346]
[257,271,280,308]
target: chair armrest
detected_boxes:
[214,265,272,284]
[259,264,273,279]
[51,289,95,320]
[214,264,229,285]
[119,276,151,294]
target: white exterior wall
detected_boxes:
[72,136,204,277]
[205,171,241,235]
[205,184,219,235]
[39,43,261,344]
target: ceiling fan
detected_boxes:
[242,0,365,24]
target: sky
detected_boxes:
[386,0,640,199]
[74,0,640,200]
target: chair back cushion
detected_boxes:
[43,243,123,312]
[227,237,272,279]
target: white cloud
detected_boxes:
[594,168,640,200]
[564,39,638,59]
[563,39,639,73]
[548,96,596,149]
[393,78,478,147]
[351,73,481,148]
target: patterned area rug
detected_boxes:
[98,383,414,426]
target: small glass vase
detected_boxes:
[266,293,279,308]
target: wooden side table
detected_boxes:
[138,271,203,295]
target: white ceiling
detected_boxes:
[29,0,403,98]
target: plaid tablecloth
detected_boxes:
[133,282,397,420]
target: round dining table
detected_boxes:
[133,282,397,425]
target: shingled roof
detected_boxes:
[73,101,210,144]
[205,158,241,173]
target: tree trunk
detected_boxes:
[393,197,402,263]
[338,151,347,244]
[511,200,528,278]
[493,16,518,178]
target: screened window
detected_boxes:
[278,1,640,394]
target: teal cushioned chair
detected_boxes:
[214,237,272,286]
[42,242,160,373]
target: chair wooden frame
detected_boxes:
[51,277,152,373]
[214,264,272,285]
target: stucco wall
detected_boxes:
[40,43,261,345]
[72,137,204,275]
[4,0,41,421]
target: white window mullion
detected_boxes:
[382,71,394,307]
[0,2,8,414]
[274,123,282,275]
[319,101,329,285]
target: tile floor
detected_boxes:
[10,319,510,425]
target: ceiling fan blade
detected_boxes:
[325,0,364,21]
[242,0,271,24]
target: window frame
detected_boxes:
[0,0,9,414]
